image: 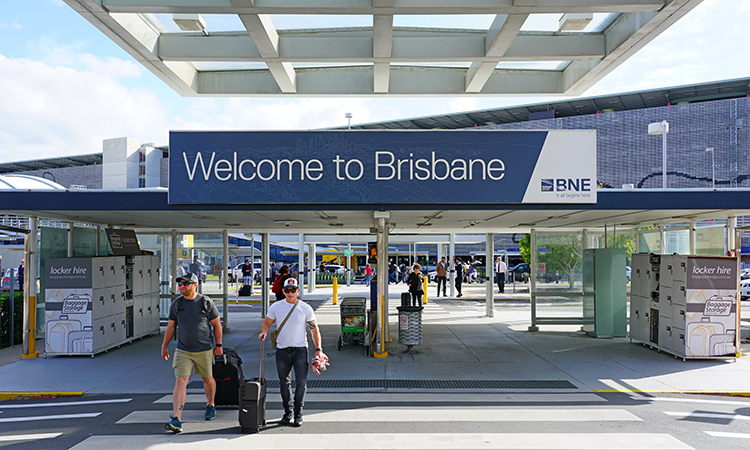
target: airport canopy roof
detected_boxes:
[1,188,747,234]
[63,0,704,96]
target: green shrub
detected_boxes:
[0,292,24,348]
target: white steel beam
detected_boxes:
[373,11,394,93]
[158,31,604,62]
[237,13,296,93]
[100,1,666,15]
[198,66,562,96]
[466,14,527,93]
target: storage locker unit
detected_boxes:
[629,254,739,360]
[45,255,161,357]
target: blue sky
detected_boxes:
[1,0,749,161]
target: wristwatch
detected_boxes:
[215,343,223,348]
[315,348,322,352]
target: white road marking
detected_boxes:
[0,412,101,423]
[631,396,750,407]
[155,392,606,404]
[664,411,750,421]
[704,431,750,439]
[119,408,640,424]
[0,398,132,409]
[68,433,694,450]
[0,433,62,442]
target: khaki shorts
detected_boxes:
[172,348,213,379]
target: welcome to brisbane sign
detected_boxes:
[168,130,596,204]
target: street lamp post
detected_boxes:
[648,120,669,189]
[345,112,352,130]
[706,147,715,188]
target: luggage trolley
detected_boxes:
[337,297,367,353]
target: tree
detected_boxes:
[519,233,582,289]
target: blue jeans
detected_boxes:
[364,274,370,286]
[275,347,309,417]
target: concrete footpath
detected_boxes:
[1,283,749,399]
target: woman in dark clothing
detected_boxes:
[454,257,463,297]
[272,265,291,301]
[406,263,425,307]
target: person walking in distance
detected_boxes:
[161,272,223,433]
[271,265,292,301]
[435,257,448,297]
[407,263,425,306]
[495,256,507,294]
[363,265,373,286]
[259,278,323,427]
[454,257,463,297]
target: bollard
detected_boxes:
[422,275,428,304]
[333,276,338,304]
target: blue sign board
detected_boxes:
[169,130,596,204]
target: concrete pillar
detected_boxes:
[728,216,737,255]
[22,217,39,359]
[308,243,316,293]
[171,230,178,295]
[374,211,390,357]
[262,233,270,318]
[528,229,539,332]
[298,234,305,288]
[68,223,74,257]
[689,223,695,255]
[449,234,455,297]
[486,232,494,317]
[222,230,229,329]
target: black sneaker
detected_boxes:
[279,413,293,425]
[293,415,303,427]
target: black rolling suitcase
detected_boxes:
[238,284,253,296]
[239,341,266,433]
[213,347,244,406]
[401,292,411,308]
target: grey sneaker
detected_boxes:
[165,415,182,433]
[204,405,216,421]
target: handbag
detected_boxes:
[270,299,299,350]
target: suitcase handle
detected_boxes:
[214,354,227,365]
[259,339,264,380]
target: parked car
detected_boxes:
[508,263,530,282]
[1,268,20,291]
[626,266,631,284]
[741,268,750,280]
[741,278,750,300]
[322,264,346,274]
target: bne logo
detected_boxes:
[541,178,592,192]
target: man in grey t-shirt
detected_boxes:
[161,272,223,433]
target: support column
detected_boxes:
[689,223,696,255]
[251,234,256,295]
[346,243,352,287]
[22,217,39,359]
[298,234,305,289]
[68,223,74,257]
[659,226,666,254]
[96,226,102,256]
[262,233,270,318]
[222,230,229,330]
[308,243,316,293]
[449,234,455,297]
[528,229,539,332]
[486,232,494,317]
[374,211,389,358]
[728,216,737,256]
[171,230,178,295]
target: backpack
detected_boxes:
[172,294,213,318]
[271,274,288,294]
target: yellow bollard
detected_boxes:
[332,275,338,304]
[23,294,39,359]
[422,276,428,304]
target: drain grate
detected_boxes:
[188,379,576,390]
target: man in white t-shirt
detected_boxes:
[259,278,322,427]
[495,256,507,293]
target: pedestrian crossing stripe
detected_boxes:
[67,433,693,450]
[0,433,61,442]
[118,408,640,424]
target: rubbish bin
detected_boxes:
[397,306,423,347]
[370,278,378,312]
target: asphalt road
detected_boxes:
[2,391,750,449]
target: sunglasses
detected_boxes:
[179,281,195,287]
[284,287,298,293]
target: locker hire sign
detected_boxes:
[168,130,596,204]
